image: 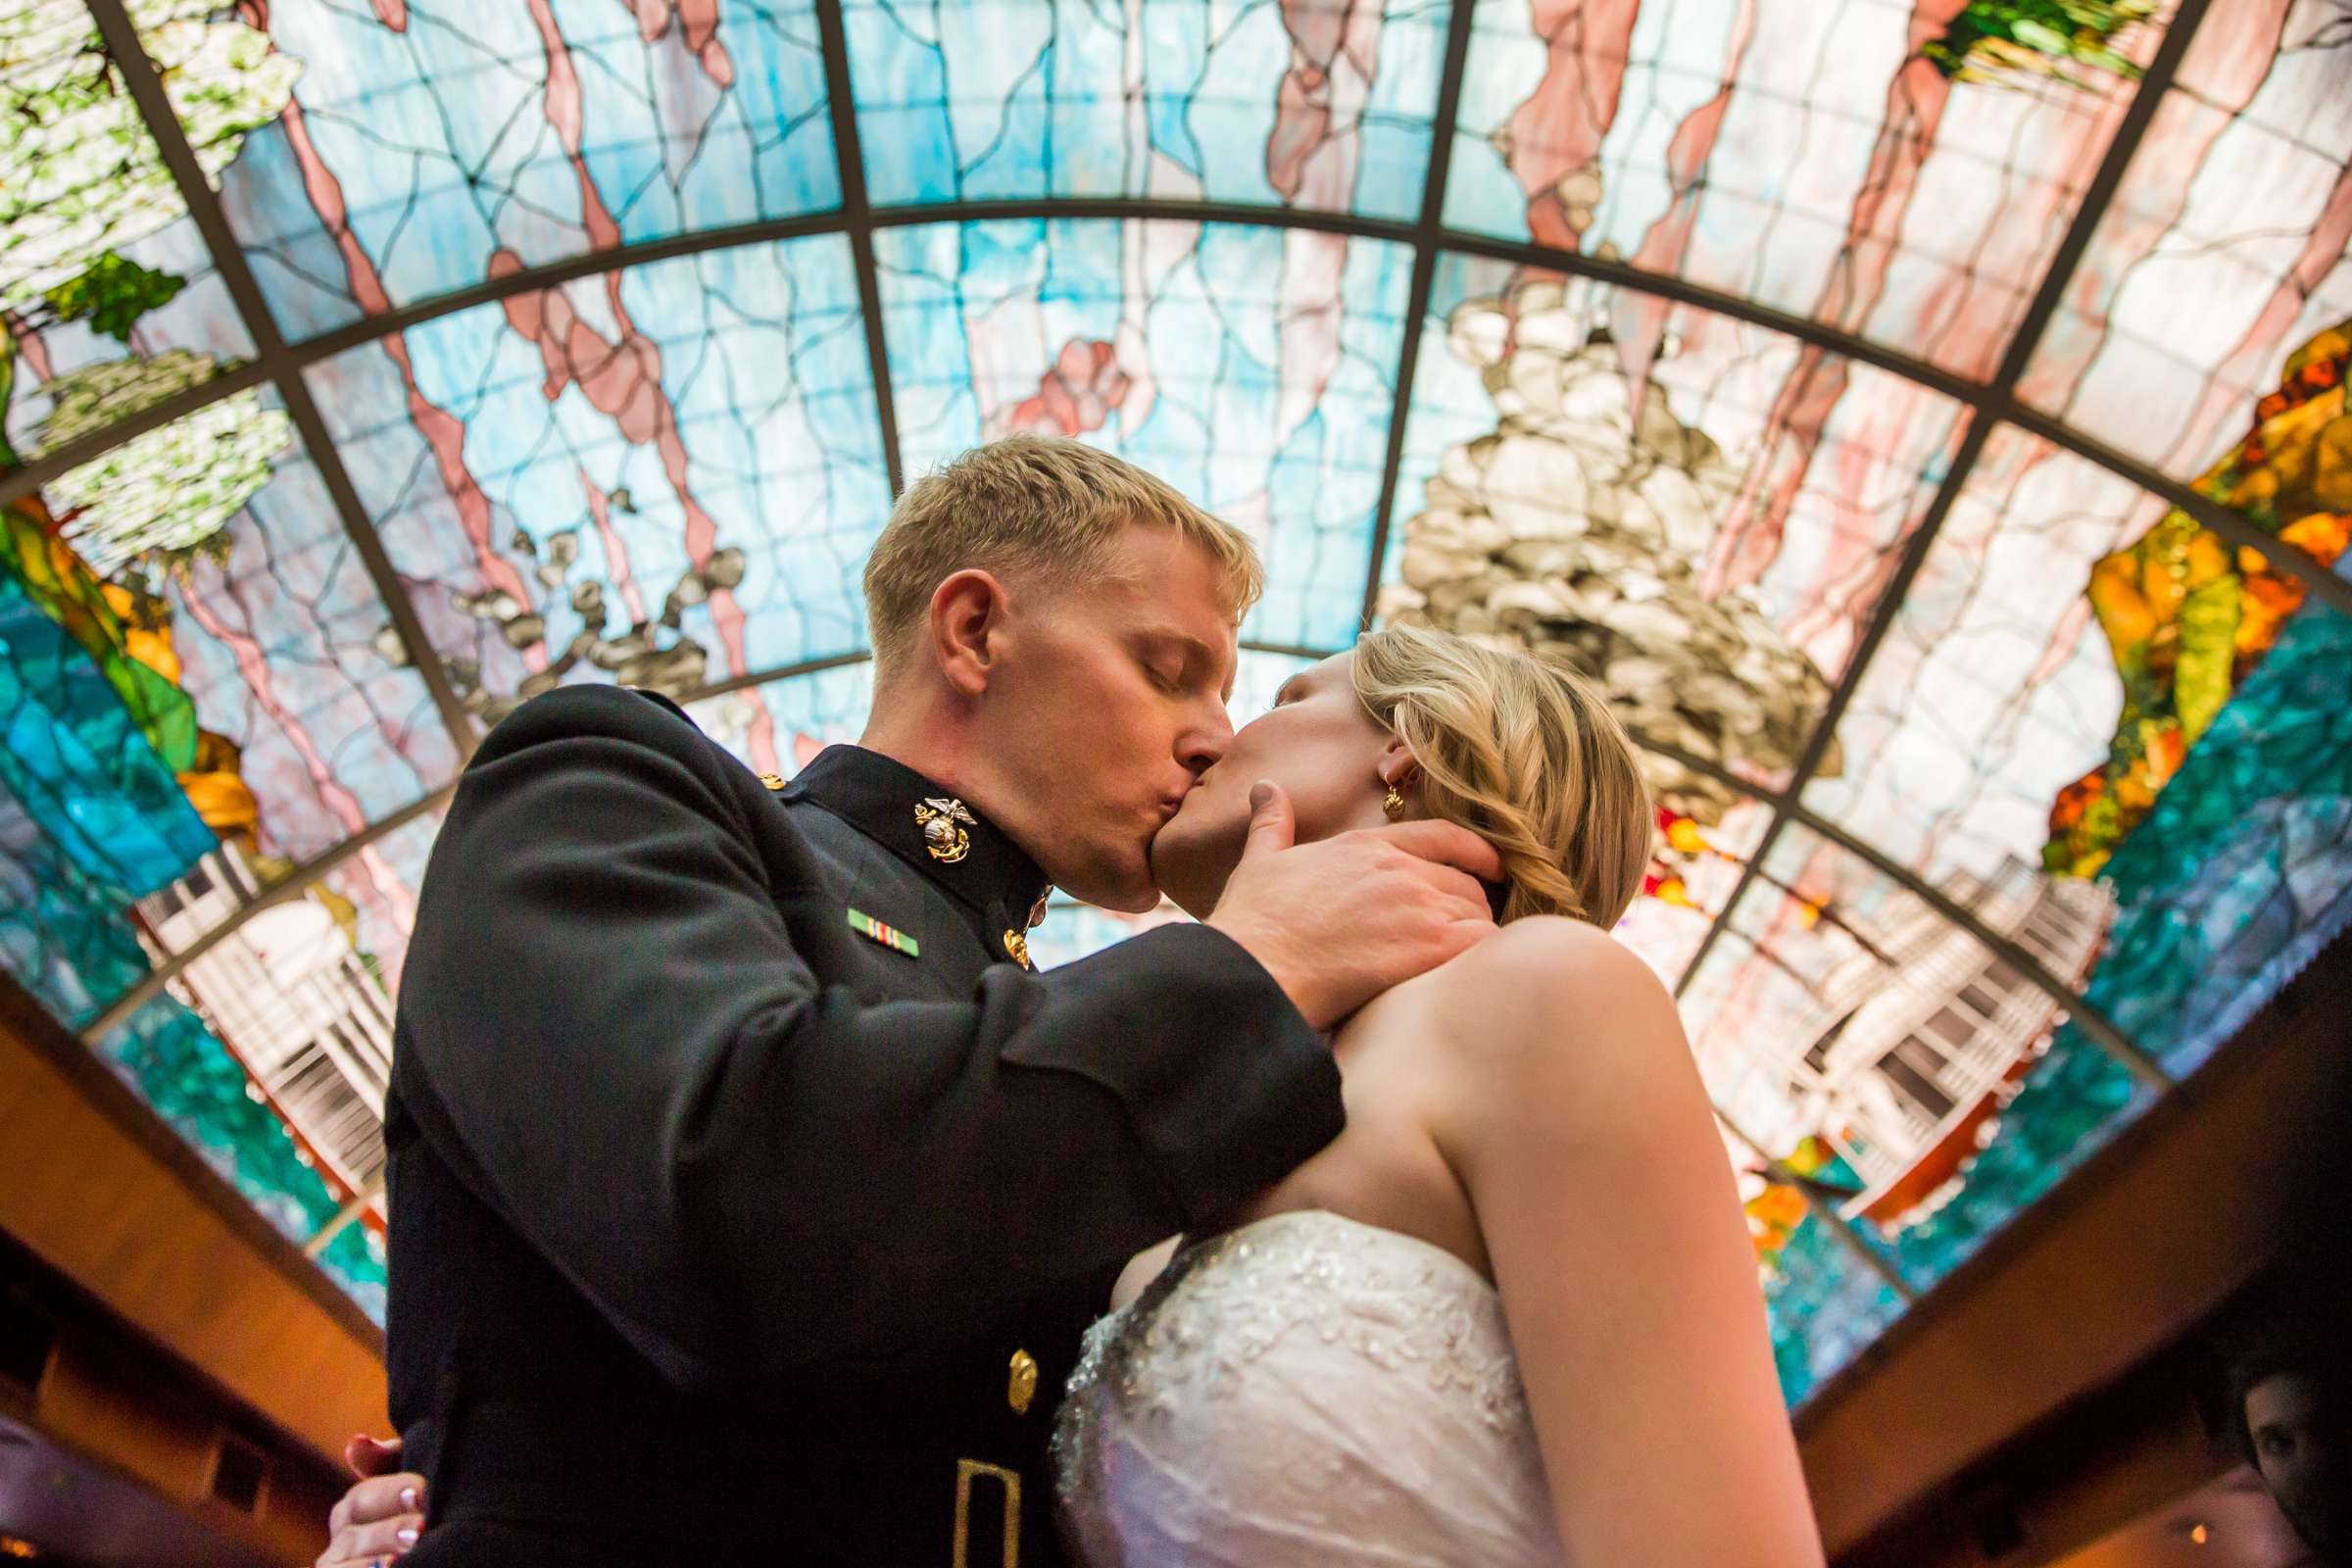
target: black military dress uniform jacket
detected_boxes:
[383,683,1343,1566]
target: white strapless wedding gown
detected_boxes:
[1052,1209,1566,1567]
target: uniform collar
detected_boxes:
[783,745,1053,933]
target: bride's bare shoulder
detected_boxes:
[1403,915,1688,1083]
[1357,915,1668,1032]
[1441,915,1670,1009]
[1411,919,1705,1180]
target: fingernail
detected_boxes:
[400,1487,419,1509]
[399,1525,419,1544]
[1250,782,1272,809]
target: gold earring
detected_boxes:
[1382,783,1405,819]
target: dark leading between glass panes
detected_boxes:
[308,236,891,735]
[1443,0,2175,379]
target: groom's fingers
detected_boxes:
[1363,819,1505,885]
[1393,855,1497,917]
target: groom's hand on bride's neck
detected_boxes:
[1205,781,1503,1031]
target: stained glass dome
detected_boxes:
[2,0,2347,1407]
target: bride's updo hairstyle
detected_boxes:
[1350,624,1651,929]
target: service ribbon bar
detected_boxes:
[847,907,918,958]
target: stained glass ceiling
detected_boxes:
[2,0,2348,1407]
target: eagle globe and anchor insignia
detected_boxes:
[915,797,978,863]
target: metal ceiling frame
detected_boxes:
[813,0,906,501]
[22,0,2297,1300]
[1358,0,1482,630]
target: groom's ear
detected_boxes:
[927,568,1008,697]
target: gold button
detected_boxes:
[1007,1348,1039,1415]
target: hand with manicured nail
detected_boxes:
[316,1434,425,1568]
[1205,780,1503,1030]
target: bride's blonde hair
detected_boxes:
[1351,624,1651,928]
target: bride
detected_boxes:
[320,624,1825,1568]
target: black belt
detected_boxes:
[415,1393,1049,1566]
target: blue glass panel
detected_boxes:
[168,417,466,861]
[0,783,174,1032]
[877,219,1411,650]
[309,236,892,729]
[218,0,839,335]
[0,557,217,912]
[0,718,388,1320]
[1023,901,1176,973]
[1761,1210,1908,1408]
[2082,596,2352,1075]
[847,0,1446,220]
[0,675,388,1318]
[98,994,386,1320]
[1444,0,2168,377]
[683,659,876,779]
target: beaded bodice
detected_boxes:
[1051,1208,1565,1567]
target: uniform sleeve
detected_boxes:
[391,691,1341,1389]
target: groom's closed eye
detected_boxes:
[1135,631,1223,697]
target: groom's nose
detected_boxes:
[1176,706,1232,781]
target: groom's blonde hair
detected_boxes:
[1353,624,1652,929]
[864,435,1262,683]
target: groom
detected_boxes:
[327,435,1502,1567]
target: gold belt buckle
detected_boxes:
[951,1458,1021,1568]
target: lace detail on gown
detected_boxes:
[1051,1209,1565,1567]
